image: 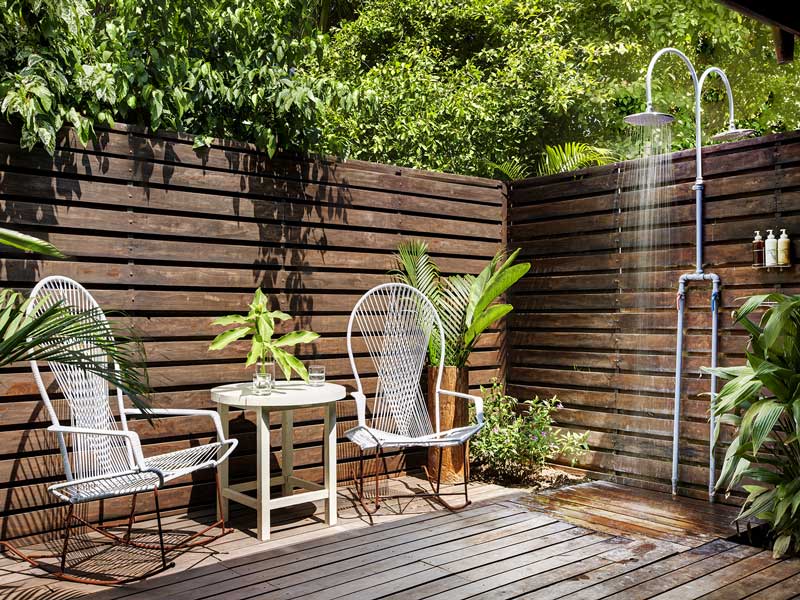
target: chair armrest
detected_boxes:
[352,392,367,427]
[438,388,484,425]
[124,408,238,464]
[48,425,148,470]
[124,408,228,442]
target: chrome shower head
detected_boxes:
[710,127,757,142]
[623,110,675,127]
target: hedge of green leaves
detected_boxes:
[319,0,800,175]
[2,0,800,176]
[0,0,361,156]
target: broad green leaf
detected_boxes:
[464,303,513,348]
[740,399,785,454]
[273,330,319,347]
[211,314,250,326]
[0,227,66,258]
[208,326,251,351]
[773,534,792,558]
[245,340,264,367]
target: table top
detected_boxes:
[210,381,347,409]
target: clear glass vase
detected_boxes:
[253,359,275,396]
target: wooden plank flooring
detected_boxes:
[1,479,799,599]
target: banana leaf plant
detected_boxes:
[391,240,530,367]
[208,288,319,382]
[0,289,151,411]
[703,293,800,557]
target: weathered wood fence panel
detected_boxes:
[0,124,505,542]
[508,131,800,501]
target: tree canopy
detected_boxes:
[2,0,799,177]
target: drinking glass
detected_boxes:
[309,365,325,387]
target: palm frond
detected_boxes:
[0,227,66,258]
[536,143,616,176]
[389,240,440,305]
[0,292,151,411]
[485,158,532,181]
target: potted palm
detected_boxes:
[704,293,800,557]
[392,240,530,482]
[208,288,319,389]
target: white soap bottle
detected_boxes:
[778,229,791,266]
[765,229,778,267]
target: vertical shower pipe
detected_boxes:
[643,49,733,501]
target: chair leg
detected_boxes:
[462,442,471,507]
[152,488,168,570]
[356,447,381,515]
[123,492,138,544]
[424,443,471,511]
[215,468,229,534]
[59,504,75,574]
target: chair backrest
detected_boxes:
[347,283,445,437]
[27,276,132,481]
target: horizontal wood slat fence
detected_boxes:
[0,124,505,543]
[508,130,800,502]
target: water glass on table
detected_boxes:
[309,365,325,387]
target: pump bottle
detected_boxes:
[752,230,764,266]
[778,229,791,266]
[765,229,778,267]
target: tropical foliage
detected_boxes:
[0,0,360,155]
[704,293,800,557]
[209,288,319,382]
[0,228,151,409]
[320,0,800,175]
[0,227,65,257]
[3,0,799,175]
[390,240,529,368]
[488,143,616,180]
[535,143,616,177]
[470,379,588,483]
[0,289,151,410]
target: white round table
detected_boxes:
[211,381,346,541]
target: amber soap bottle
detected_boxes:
[752,230,764,266]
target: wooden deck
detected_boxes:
[2,479,800,600]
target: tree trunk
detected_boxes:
[427,366,469,484]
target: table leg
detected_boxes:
[257,407,271,541]
[217,403,229,522]
[324,401,337,526]
[282,409,293,497]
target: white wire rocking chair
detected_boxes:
[345,283,484,513]
[2,276,238,584]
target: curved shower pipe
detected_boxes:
[632,48,753,501]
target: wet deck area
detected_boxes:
[2,479,799,600]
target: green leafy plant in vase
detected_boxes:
[208,289,319,383]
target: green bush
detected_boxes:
[0,0,360,155]
[319,0,800,176]
[470,380,588,484]
[705,293,800,557]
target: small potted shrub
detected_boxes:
[470,380,588,484]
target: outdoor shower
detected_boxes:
[624,47,755,502]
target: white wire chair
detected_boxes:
[4,276,237,584]
[345,283,484,512]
